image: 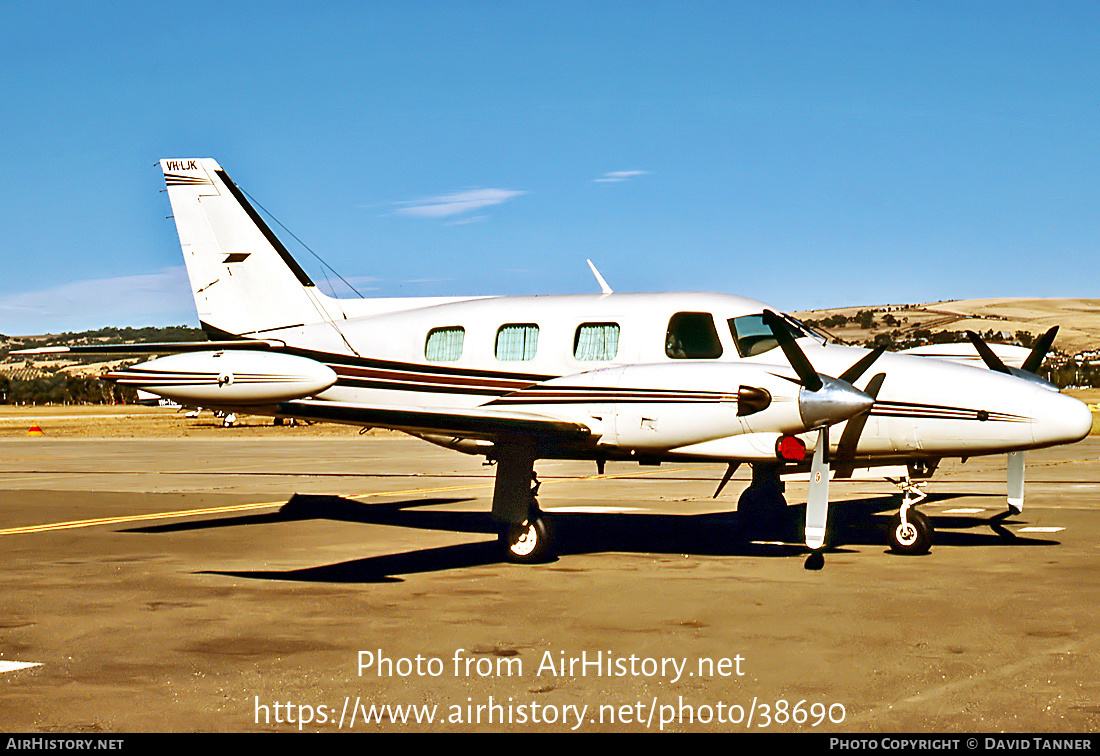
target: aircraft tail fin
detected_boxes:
[159,159,336,338]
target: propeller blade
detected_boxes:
[1021,326,1058,375]
[832,372,886,479]
[837,347,886,384]
[762,309,822,391]
[805,426,830,550]
[965,331,1011,374]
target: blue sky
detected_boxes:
[1,1,1097,335]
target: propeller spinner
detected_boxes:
[761,310,881,428]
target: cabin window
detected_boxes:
[425,326,465,362]
[495,324,539,361]
[665,312,723,359]
[574,323,620,361]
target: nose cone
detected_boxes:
[798,376,875,429]
[1031,390,1094,446]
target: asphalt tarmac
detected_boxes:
[1,432,1098,733]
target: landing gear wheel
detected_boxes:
[888,509,932,555]
[499,515,554,563]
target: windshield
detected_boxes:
[728,313,822,358]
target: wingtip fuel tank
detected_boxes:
[105,351,337,405]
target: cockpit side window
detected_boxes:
[665,312,723,359]
[729,314,780,357]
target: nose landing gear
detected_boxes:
[887,479,932,555]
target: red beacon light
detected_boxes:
[776,434,807,462]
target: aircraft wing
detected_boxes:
[899,342,1031,369]
[276,398,594,442]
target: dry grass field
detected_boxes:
[0,404,372,439]
[794,297,1100,355]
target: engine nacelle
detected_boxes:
[486,360,875,453]
[105,350,337,405]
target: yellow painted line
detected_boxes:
[0,466,720,536]
[0,500,285,536]
[0,482,497,536]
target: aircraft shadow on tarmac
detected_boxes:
[122,491,1060,583]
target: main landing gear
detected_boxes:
[492,439,555,563]
[887,479,933,555]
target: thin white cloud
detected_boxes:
[0,267,195,336]
[444,214,488,226]
[593,170,649,184]
[394,188,526,219]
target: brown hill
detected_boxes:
[794,298,1100,356]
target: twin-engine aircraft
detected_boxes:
[21,159,1093,568]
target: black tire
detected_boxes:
[499,516,554,564]
[888,509,933,555]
